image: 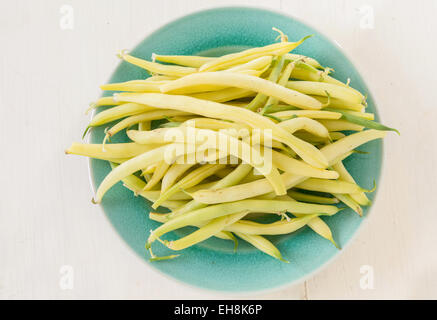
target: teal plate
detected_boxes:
[89,7,383,293]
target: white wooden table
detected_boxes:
[1,0,436,299]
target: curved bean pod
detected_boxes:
[191,130,386,204]
[296,178,365,194]
[332,161,371,206]
[148,200,339,243]
[153,54,214,68]
[161,72,324,110]
[286,81,365,105]
[224,214,319,235]
[152,164,226,209]
[66,142,158,159]
[278,117,330,138]
[272,110,342,120]
[199,37,309,72]
[115,93,328,169]
[166,211,249,250]
[235,232,287,262]
[118,50,197,76]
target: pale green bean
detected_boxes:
[235,232,287,262]
[148,200,339,243]
[166,211,248,250]
[224,214,319,235]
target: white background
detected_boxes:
[1,0,436,299]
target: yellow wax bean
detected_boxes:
[285,58,346,86]
[321,129,386,161]
[165,115,197,123]
[293,131,342,144]
[153,54,214,68]
[126,185,192,202]
[144,161,170,191]
[142,163,157,175]
[180,118,251,132]
[334,193,363,216]
[66,142,157,159]
[271,150,339,179]
[161,163,194,192]
[94,143,188,203]
[86,96,122,114]
[127,127,182,144]
[296,178,365,194]
[239,169,266,184]
[288,190,338,204]
[93,96,120,107]
[161,72,324,110]
[191,130,386,204]
[145,75,177,81]
[123,176,217,202]
[311,96,364,112]
[128,126,286,195]
[157,201,187,210]
[225,101,249,107]
[263,60,296,108]
[299,214,339,248]
[169,163,253,218]
[166,211,248,250]
[218,231,238,243]
[278,117,330,138]
[105,110,189,139]
[138,121,151,131]
[287,81,365,105]
[162,70,263,95]
[153,52,320,70]
[110,163,190,208]
[341,110,375,120]
[284,53,322,69]
[332,161,371,206]
[227,56,273,72]
[148,200,339,243]
[224,214,319,235]
[152,164,226,209]
[277,194,339,248]
[190,87,255,103]
[149,211,237,245]
[89,103,156,127]
[118,50,197,76]
[153,51,319,71]
[271,110,342,120]
[115,93,328,169]
[213,167,235,179]
[318,119,364,132]
[329,132,346,141]
[290,67,346,86]
[247,55,286,111]
[94,157,130,163]
[149,212,238,242]
[234,232,287,262]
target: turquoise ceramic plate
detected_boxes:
[89,7,383,293]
